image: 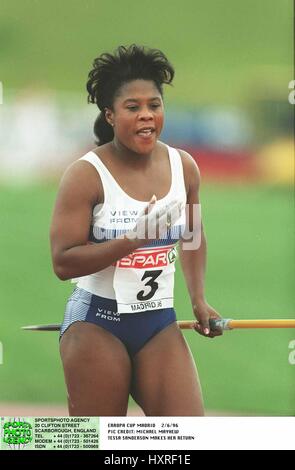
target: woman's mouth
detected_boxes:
[136,127,155,138]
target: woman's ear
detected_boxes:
[105,108,114,127]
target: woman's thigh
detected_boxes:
[60,321,132,416]
[131,323,204,416]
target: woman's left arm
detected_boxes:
[178,149,222,338]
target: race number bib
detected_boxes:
[113,246,177,313]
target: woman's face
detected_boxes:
[106,79,164,155]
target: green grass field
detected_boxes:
[0,182,294,415]
[0,0,292,105]
[0,0,293,414]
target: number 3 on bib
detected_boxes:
[137,269,163,301]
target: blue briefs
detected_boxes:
[60,287,176,357]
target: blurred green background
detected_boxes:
[0,0,294,415]
[0,0,292,104]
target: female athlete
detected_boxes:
[50,44,222,416]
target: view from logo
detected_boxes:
[2,418,33,450]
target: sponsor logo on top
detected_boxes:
[116,246,177,269]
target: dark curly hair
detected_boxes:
[86,44,175,145]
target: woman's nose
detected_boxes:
[138,107,153,120]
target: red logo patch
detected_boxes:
[117,247,171,269]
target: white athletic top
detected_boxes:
[74,144,187,313]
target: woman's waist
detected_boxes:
[74,267,116,299]
[68,287,176,318]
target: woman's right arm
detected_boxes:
[50,161,144,281]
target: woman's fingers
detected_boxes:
[126,198,183,241]
[157,201,182,235]
[141,194,157,216]
[193,322,222,338]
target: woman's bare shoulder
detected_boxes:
[91,143,113,164]
[176,147,201,193]
[58,153,103,205]
[177,148,200,171]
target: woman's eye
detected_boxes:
[127,104,160,111]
